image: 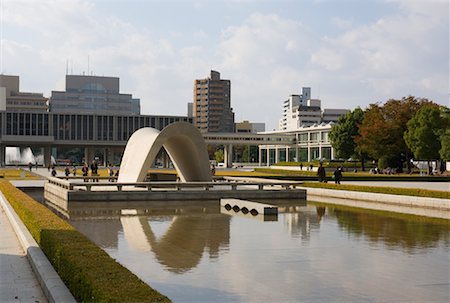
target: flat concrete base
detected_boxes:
[44,181,306,218]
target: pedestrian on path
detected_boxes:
[333,167,343,184]
[317,162,326,182]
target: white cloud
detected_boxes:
[1,0,447,130]
[309,0,448,108]
[331,17,353,29]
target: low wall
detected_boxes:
[306,187,450,211]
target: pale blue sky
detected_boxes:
[1,0,448,130]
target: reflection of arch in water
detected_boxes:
[121,214,230,273]
[118,122,212,183]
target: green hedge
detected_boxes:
[272,161,377,169]
[301,182,450,199]
[0,181,170,303]
[253,168,450,182]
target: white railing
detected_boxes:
[47,176,303,192]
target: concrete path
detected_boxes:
[342,181,450,192]
[0,206,47,303]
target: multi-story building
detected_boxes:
[235,120,265,133]
[279,87,348,131]
[49,75,140,115]
[259,122,336,164]
[193,70,234,133]
[0,75,48,112]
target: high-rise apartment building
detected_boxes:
[279,87,349,131]
[193,70,234,133]
[0,75,48,112]
[49,75,140,115]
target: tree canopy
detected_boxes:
[355,96,432,166]
[329,107,364,160]
[404,104,448,160]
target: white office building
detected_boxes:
[279,87,348,131]
[259,87,349,165]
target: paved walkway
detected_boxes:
[0,205,47,303]
[342,181,450,192]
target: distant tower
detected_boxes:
[193,70,234,133]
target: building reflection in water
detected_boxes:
[282,205,325,242]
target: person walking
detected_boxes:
[300,163,303,171]
[333,167,343,184]
[64,165,70,177]
[51,166,57,177]
[107,163,114,182]
[82,163,89,182]
[90,160,99,182]
[317,162,326,183]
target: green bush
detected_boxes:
[0,181,170,303]
[301,182,450,199]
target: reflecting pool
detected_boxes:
[70,202,450,302]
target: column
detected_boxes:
[286,147,289,162]
[103,148,108,167]
[275,147,279,164]
[225,144,233,168]
[258,147,262,167]
[307,146,311,162]
[106,148,114,166]
[331,146,335,160]
[295,147,299,163]
[84,147,93,165]
[0,145,5,167]
[266,148,270,167]
[43,146,52,167]
[163,150,170,168]
[319,145,322,161]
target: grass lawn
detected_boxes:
[301,182,450,199]
[0,168,40,180]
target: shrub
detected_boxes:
[0,181,170,303]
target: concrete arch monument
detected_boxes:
[118,122,212,183]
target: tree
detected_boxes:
[439,128,450,161]
[404,104,448,160]
[355,96,432,170]
[214,149,224,163]
[439,107,450,161]
[329,107,364,159]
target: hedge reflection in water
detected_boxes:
[314,203,450,253]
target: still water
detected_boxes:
[70,202,450,302]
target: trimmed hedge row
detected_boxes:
[300,182,450,199]
[0,181,170,303]
[253,168,450,182]
[273,161,377,168]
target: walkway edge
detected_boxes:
[0,192,76,303]
[305,187,450,210]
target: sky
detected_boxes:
[1,0,448,130]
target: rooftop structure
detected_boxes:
[0,75,48,112]
[49,75,140,115]
[235,120,265,133]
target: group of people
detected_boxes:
[317,163,343,184]
[49,160,118,182]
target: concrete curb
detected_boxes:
[305,187,450,210]
[0,192,76,303]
